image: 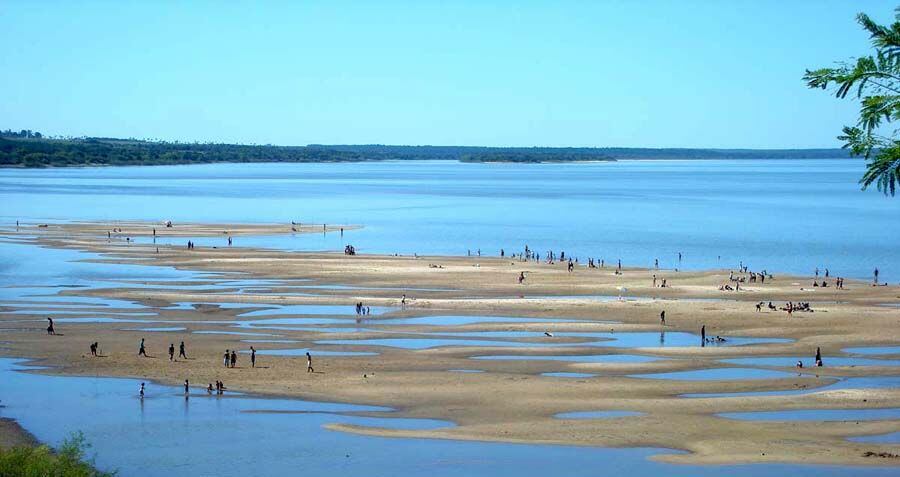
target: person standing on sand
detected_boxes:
[168,343,175,361]
[874,267,879,285]
[230,350,237,368]
[700,325,706,347]
[306,351,313,373]
[179,341,187,359]
[224,350,230,368]
[46,317,55,335]
[660,311,666,326]
[139,338,147,357]
[251,347,256,368]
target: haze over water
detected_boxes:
[2,158,897,280]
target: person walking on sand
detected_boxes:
[179,341,187,359]
[660,310,666,326]
[139,338,147,357]
[168,343,175,361]
[250,346,256,368]
[223,350,230,368]
[306,351,314,373]
[518,271,526,284]
[46,317,55,335]
[230,350,237,368]
[700,325,706,347]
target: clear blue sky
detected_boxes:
[0,1,894,148]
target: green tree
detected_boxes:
[805,7,900,196]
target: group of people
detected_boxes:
[168,342,188,361]
[223,349,237,368]
[89,341,100,357]
[207,381,227,394]
[652,275,668,288]
[186,240,196,249]
[344,245,357,255]
[355,302,371,315]
[811,278,844,289]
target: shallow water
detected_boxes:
[848,432,900,444]
[633,368,794,381]
[473,354,660,363]
[317,338,564,350]
[379,315,583,325]
[720,356,900,367]
[1,358,896,476]
[3,160,898,281]
[844,346,900,356]
[560,331,791,348]
[542,372,597,378]
[238,304,393,317]
[681,375,900,398]
[720,409,900,421]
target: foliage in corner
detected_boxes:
[0,431,115,477]
[805,6,900,195]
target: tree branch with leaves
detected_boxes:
[805,7,900,196]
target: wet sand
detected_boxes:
[1,221,898,466]
[0,418,38,449]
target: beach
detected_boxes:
[0,221,897,467]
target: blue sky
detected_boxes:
[0,1,894,148]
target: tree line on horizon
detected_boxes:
[0,132,851,168]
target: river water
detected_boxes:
[1,159,898,280]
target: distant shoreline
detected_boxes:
[0,134,852,168]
